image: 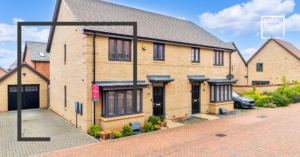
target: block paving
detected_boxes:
[0,109,98,157]
[39,103,300,157]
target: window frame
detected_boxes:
[191,48,200,63]
[64,44,66,63]
[153,43,165,61]
[102,89,143,118]
[213,51,224,66]
[108,38,132,61]
[64,86,67,108]
[252,81,270,85]
[210,85,232,103]
[256,63,263,72]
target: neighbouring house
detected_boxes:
[47,0,237,133]
[7,52,24,72]
[0,63,49,112]
[0,65,8,77]
[247,37,300,85]
[227,42,248,84]
[22,41,50,79]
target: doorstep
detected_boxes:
[193,114,220,120]
[166,120,184,128]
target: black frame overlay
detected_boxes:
[17,22,138,141]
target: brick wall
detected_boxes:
[50,1,90,133]
[230,44,248,84]
[24,49,34,67]
[35,62,50,79]
[233,83,300,94]
[0,69,6,78]
[0,66,48,112]
[248,40,300,84]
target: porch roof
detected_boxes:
[147,75,175,83]
[95,81,151,90]
[207,79,238,85]
[187,75,210,83]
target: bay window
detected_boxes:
[210,85,232,103]
[102,90,142,117]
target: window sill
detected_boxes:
[100,113,145,122]
[109,59,132,62]
[153,60,165,63]
[209,101,234,105]
[213,64,223,66]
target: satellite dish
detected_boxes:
[226,74,234,79]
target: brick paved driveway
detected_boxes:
[39,103,300,157]
[0,109,98,157]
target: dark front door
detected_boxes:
[8,85,40,111]
[153,87,164,116]
[192,85,200,114]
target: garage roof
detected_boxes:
[0,65,8,73]
[0,63,49,84]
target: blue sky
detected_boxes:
[0,0,300,69]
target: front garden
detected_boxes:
[241,76,300,108]
[89,115,167,141]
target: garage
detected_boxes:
[0,63,49,112]
[8,85,40,111]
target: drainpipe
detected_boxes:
[92,31,97,125]
[229,51,232,80]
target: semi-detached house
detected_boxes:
[47,0,238,133]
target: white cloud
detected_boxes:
[242,48,257,60]
[13,18,24,24]
[0,58,16,69]
[0,18,49,43]
[198,0,295,36]
[0,48,16,54]
[285,13,300,32]
[1,43,5,46]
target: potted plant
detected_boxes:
[158,115,167,128]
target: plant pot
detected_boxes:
[100,130,112,141]
[158,121,167,128]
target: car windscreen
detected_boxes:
[232,92,240,97]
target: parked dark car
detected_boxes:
[232,91,256,109]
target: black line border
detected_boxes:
[17,22,137,141]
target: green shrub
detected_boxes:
[113,131,121,138]
[160,115,165,122]
[153,125,160,130]
[122,125,133,137]
[148,115,160,125]
[94,131,100,138]
[242,89,272,107]
[275,76,299,103]
[90,125,100,136]
[262,91,289,107]
[143,122,153,132]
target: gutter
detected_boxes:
[92,31,97,125]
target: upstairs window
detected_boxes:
[153,43,164,60]
[213,51,223,66]
[257,63,263,71]
[109,38,131,61]
[191,48,199,62]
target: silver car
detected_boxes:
[232,91,256,109]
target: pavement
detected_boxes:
[0,109,98,157]
[38,103,300,157]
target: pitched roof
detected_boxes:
[0,65,8,72]
[247,38,300,64]
[23,41,49,62]
[0,63,49,83]
[47,0,234,52]
[227,42,247,65]
[7,52,24,71]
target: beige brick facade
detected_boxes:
[248,40,300,85]
[50,1,235,133]
[0,66,48,112]
[230,44,248,84]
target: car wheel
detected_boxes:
[234,102,242,109]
